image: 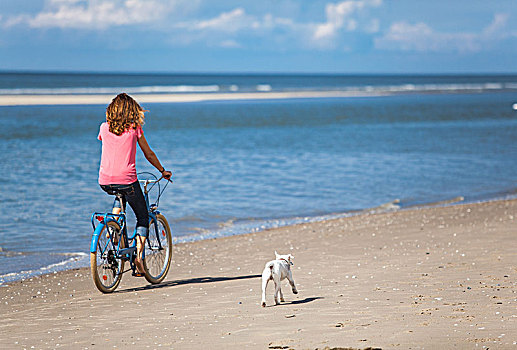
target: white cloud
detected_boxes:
[33,0,167,29]
[262,14,295,29]
[483,13,508,37]
[2,14,30,28]
[186,8,249,33]
[6,0,511,55]
[172,1,380,49]
[3,0,194,29]
[219,39,241,48]
[179,7,297,34]
[312,0,382,48]
[374,13,511,53]
[174,7,299,47]
[2,0,381,50]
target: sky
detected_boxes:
[0,0,516,74]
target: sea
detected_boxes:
[1,72,517,285]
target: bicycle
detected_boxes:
[90,173,173,293]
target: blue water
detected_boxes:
[1,73,517,284]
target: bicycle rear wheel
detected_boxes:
[144,214,172,284]
[90,221,125,293]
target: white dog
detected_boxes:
[261,251,298,307]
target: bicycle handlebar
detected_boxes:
[137,172,173,207]
[138,174,173,186]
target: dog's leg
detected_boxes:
[288,270,298,294]
[279,284,285,302]
[261,269,270,307]
[273,276,281,305]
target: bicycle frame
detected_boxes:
[90,175,172,293]
[90,179,164,262]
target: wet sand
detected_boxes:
[1,199,516,349]
[0,91,381,106]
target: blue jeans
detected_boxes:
[100,181,149,237]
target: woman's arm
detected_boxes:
[137,134,172,179]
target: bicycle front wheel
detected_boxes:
[90,221,125,293]
[144,214,172,284]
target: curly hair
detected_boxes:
[106,93,146,135]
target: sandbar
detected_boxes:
[0,91,382,106]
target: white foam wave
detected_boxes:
[0,81,515,96]
[172,212,357,244]
[0,252,88,286]
[353,82,514,94]
[256,84,272,92]
[39,252,88,271]
[366,199,401,213]
[0,85,221,95]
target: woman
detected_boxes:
[98,93,171,276]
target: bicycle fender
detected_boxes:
[148,212,156,224]
[90,223,105,253]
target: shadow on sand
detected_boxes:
[117,273,262,293]
[286,296,323,305]
[263,296,324,307]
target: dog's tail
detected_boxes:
[264,261,274,280]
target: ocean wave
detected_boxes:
[365,199,401,213]
[256,84,272,92]
[0,252,88,286]
[170,194,494,245]
[345,82,517,94]
[0,81,515,96]
[38,252,88,271]
[172,211,360,244]
[0,85,221,95]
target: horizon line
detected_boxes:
[1,69,517,77]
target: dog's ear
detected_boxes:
[288,254,294,261]
[275,251,280,259]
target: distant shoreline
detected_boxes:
[0,91,384,106]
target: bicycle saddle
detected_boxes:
[105,189,123,196]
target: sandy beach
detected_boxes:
[1,199,516,349]
[0,91,382,106]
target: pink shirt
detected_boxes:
[98,122,143,185]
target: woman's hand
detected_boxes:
[161,170,172,180]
